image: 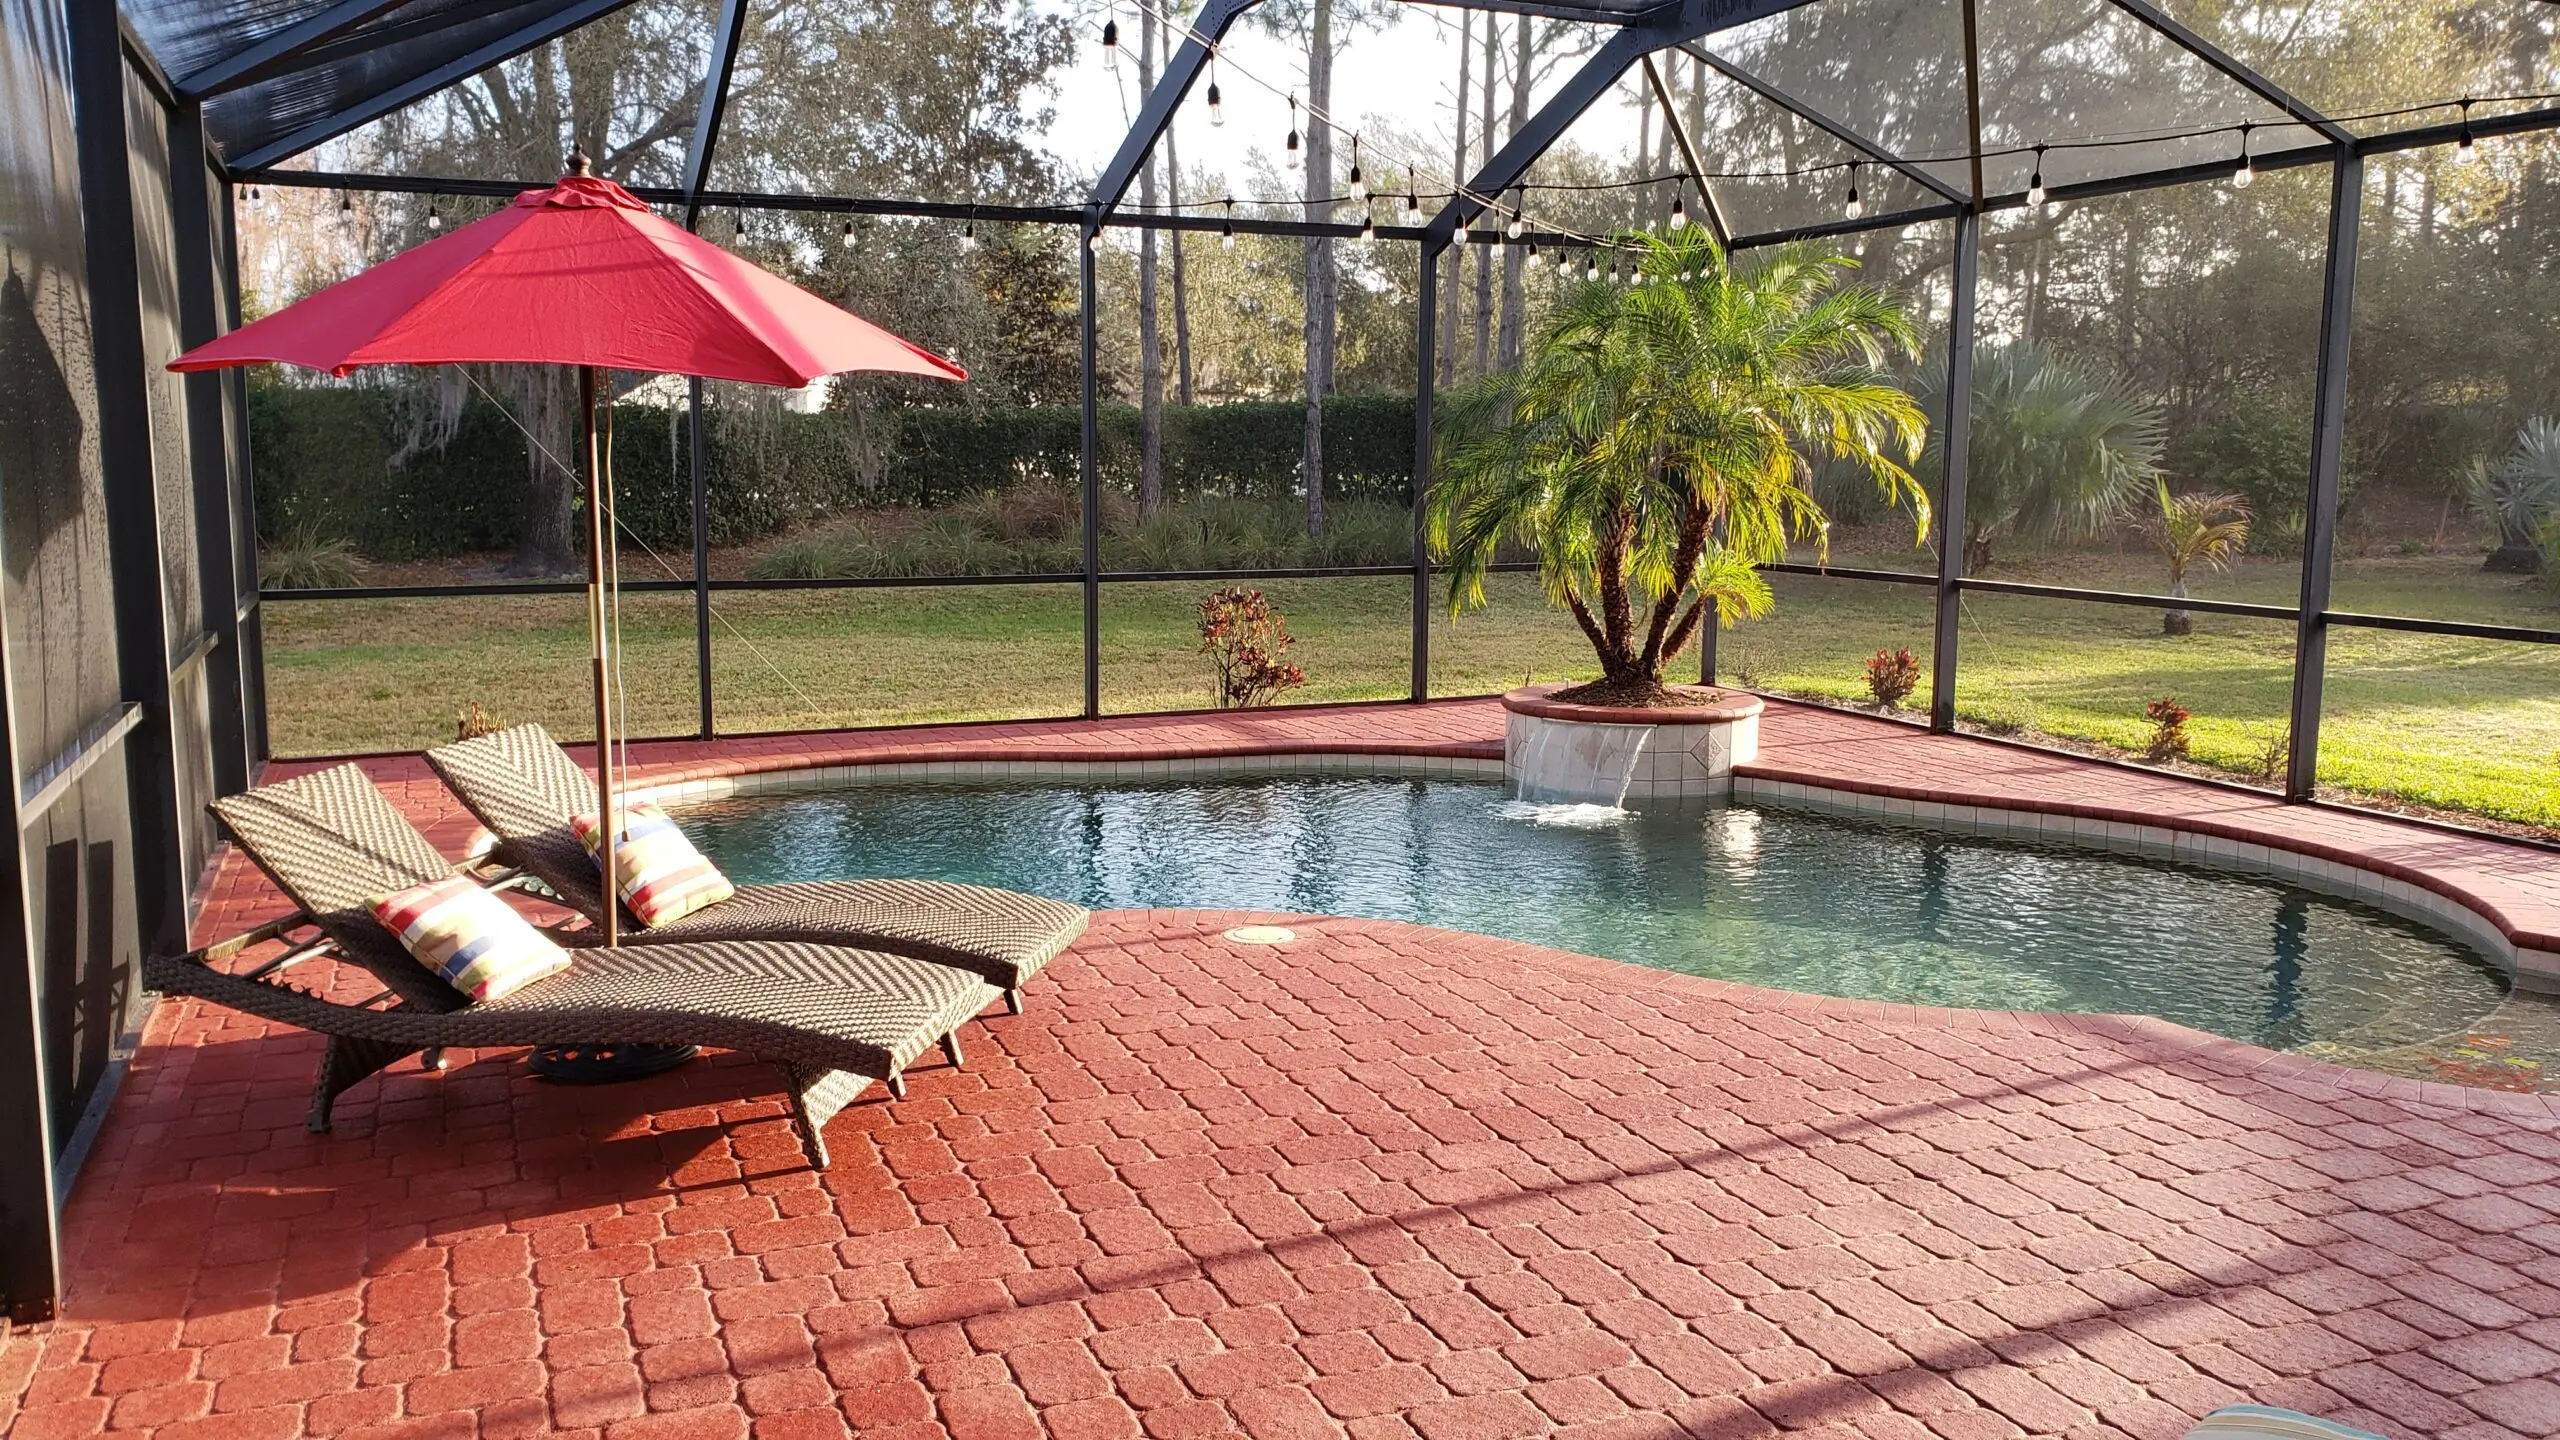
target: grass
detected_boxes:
[260,546,2560,831]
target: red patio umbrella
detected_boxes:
[177,153,964,944]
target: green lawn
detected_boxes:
[261,549,2560,831]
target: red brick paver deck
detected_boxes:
[10,700,2560,1440]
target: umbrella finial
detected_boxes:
[565,143,593,177]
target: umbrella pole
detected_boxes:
[581,363,619,947]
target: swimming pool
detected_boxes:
[676,773,2555,1089]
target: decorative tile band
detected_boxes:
[632,751,1509,812]
[1736,776,2554,988]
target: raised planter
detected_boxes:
[1502,684,1763,805]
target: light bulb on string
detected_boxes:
[1100,13,1118,64]
[841,219,857,248]
[1506,203,1524,241]
[1585,253,1599,282]
[338,189,354,227]
[2232,123,2255,188]
[1286,95,1299,154]
[960,212,977,253]
[1454,210,1469,246]
[1524,243,1540,269]
[1404,187,1419,217]
[1843,163,1862,221]
[1670,191,1687,230]
[2455,99,2477,163]
[427,202,442,232]
[1221,199,1235,249]
[1348,136,1365,202]
[1206,54,1224,126]
[2026,145,2047,208]
[1359,206,1375,242]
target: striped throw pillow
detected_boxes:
[2182,1408,2387,1440]
[572,800,736,928]
[372,876,572,1002]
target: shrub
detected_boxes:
[1197,588,1306,709]
[1864,647,1921,709]
[2246,724,2289,784]
[259,524,365,589]
[2144,696,2192,762]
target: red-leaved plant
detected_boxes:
[1864,647,1921,710]
[1198,587,1307,709]
[2144,695,2192,762]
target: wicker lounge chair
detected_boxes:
[424,724,1088,1010]
[144,764,1001,1167]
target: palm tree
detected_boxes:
[1918,341,2163,573]
[1430,230,1928,705]
[2146,479,2251,636]
[2465,417,2560,574]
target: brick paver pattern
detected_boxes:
[7,701,2560,1440]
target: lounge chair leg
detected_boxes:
[941,1031,964,1068]
[422,1047,448,1072]
[886,1068,907,1100]
[308,1036,417,1134]
[1005,989,1023,1016]
[777,1063,868,1170]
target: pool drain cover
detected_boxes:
[1223,925,1296,946]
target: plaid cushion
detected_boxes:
[371,876,571,1002]
[572,800,737,928]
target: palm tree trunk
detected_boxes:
[2163,572,2193,635]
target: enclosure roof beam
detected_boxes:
[681,0,753,226]
[1089,0,1262,216]
[2104,0,2353,146]
[226,0,653,173]
[174,0,413,99]
[1422,0,1817,244]
[1639,54,1729,246]
[1675,41,1968,205]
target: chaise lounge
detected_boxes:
[145,763,1003,1167]
[424,723,1089,1010]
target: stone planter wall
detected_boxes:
[1502,685,1763,805]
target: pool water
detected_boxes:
[678,774,2559,1089]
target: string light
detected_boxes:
[2026,145,2047,207]
[1221,198,1235,249]
[426,202,442,232]
[838,219,855,248]
[1584,253,1599,281]
[960,212,977,252]
[1405,187,1419,217]
[338,189,353,227]
[1669,191,1687,229]
[1101,11,1118,65]
[1286,95,1299,154]
[1206,54,1223,126]
[1525,242,1540,269]
[1348,136,1365,201]
[1843,163,1863,220]
[1360,205,1375,241]
[2455,99,2477,163]
[2232,123,2255,188]
[1454,210,1469,245]
[1506,197,1524,240]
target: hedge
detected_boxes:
[249,383,1419,559]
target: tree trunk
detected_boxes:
[1301,0,1336,536]
[1163,39,1194,408]
[1437,10,1469,390]
[1471,16,1496,376]
[1137,7,1164,515]
[507,364,583,577]
[2163,572,2193,635]
[1495,14,1531,371]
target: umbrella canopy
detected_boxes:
[172,172,963,386]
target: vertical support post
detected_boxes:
[1411,240,1438,701]
[688,378,713,738]
[219,184,268,764]
[68,3,187,966]
[0,619,57,1325]
[2287,154,2362,800]
[170,103,251,795]
[1080,211,1103,719]
[1930,211,1979,734]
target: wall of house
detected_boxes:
[0,0,257,1326]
